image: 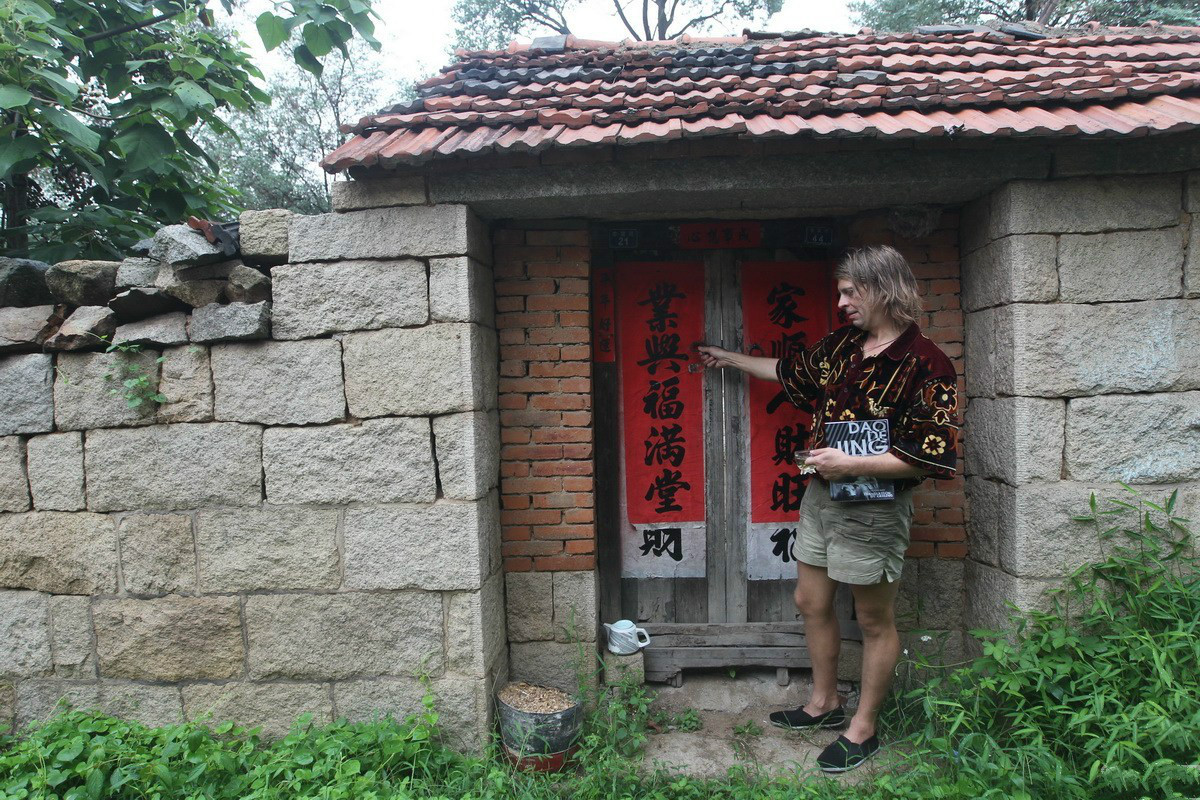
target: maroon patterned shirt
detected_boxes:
[775,323,959,487]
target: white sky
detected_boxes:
[232,0,856,86]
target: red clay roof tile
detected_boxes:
[324,27,1200,171]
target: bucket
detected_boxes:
[495,690,582,760]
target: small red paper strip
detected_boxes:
[592,266,616,363]
[677,221,763,249]
[617,262,706,524]
[741,261,834,524]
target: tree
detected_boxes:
[198,39,411,215]
[0,0,379,262]
[849,0,1200,32]
[452,0,784,52]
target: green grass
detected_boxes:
[1,488,1197,800]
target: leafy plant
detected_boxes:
[98,336,167,409]
[651,706,704,733]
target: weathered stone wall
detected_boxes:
[0,191,505,747]
[960,172,1200,639]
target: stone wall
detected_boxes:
[0,192,506,747]
[960,172,1200,638]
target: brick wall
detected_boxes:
[494,214,969,575]
[493,224,596,573]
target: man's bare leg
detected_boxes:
[794,561,842,714]
[844,576,902,743]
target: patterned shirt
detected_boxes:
[775,322,959,487]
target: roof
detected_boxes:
[323,25,1200,172]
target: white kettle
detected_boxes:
[603,619,651,655]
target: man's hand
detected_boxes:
[697,345,736,369]
[805,447,858,481]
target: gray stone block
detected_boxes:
[0,591,51,677]
[0,305,63,353]
[189,302,270,342]
[211,339,345,425]
[1002,301,1200,397]
[916,558,963,631]
[0,512,117,593]
[961,234,1057,312]
[433,410,500,500]
[156,271,225,308]
[506,572,553,643]
[16,680,182,729]
[990,175,1181,236]
[1186,215,1200,299]
[49,595,94,678]
[26,432,83,511]
[246,592,444,680]
[289,204,489,264]
[94,596,244,681]
[0,354,53,435]
[264,417,434,505]
[0,257,52,306]
[271,259,428,339]
[183,682,332,739]
[964,477,1001,567]
[239,209,292,265]
[553,571,597,643]
[149,225,223,266]
[46,260,119,306]
[114,257,162,291]
[115,312,188,347]
[44,306,117,351]
[86,423,262,512]
[156,345,213,423]
[54,350,159,430]
[0,437,29,512]
[964,397,1065,485]
[1066,392,1200,483]
[446,571,506,677]
[509,640,593,693]
[343,324,498,417]
[343,494,498,590]
[224,264,271,303]
[996,481,1110,578]
[602,650,645,686]
[964,560,1060,634]
[108,287,185,322]
[196,507,339,592]
[0,681,13,731]
[334,675,490,751]
[1187,171,1200,213]
[330,177,427,211]
[429,257,495,326]
[1058,228,1184,303]
[118,514,196,595]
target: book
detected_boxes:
[823,419,895,502]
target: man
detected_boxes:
[697,244,959,773]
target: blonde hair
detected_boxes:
[834,245,922,327]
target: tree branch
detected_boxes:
[82,6,185,44]
[641,0,652,40]
[666,0,734,39]
[612,0,642,39]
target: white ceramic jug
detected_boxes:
[603,619,650,655]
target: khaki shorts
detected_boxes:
[794,480,914,585]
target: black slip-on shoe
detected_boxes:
[816,734,881,773]
[768,705,846,730]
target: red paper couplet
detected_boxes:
[592,266,616,363]
[617,262,706,524]
[741,261,834,524]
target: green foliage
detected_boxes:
[850,0,1200,33]
[451,0,784,51]
[652,706,704,732]
[1,490,1195,800]
[0,0,379,262]
[99,336,167,409]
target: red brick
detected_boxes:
[935,508,965,525]
[929,279,959,295]
[499,328,526,345]
[501,427,531,444]
[558,311,590,327]
[493,261,525,279]
[501,462,530,477]
[504,540,564,557]
[563,508,594,524]
[531,460,593,477]
[563,443,593,458]
[937,543,969,559]
[530,395,590,411]
[565,539,596,555]
[558,278,589,295]
[531,427,592,444]
[503,344,561,361]
[533,554,595,571]
[533,523,595,540]
[496,279,556,296]
[498,377,564,393]
[501,494,532,510]
[502,525,531,541]
[904,542,936,558]
[912,508,934,525]
[500,444,563,461]
[496,296,525,313]
[493,229,526,245]
[931,310,963,328]
[502,476,562,493]
[500,361,526,377]
[533,492,578,509]
[560,345,591,361]
[529,362,591,378]
[501,508,562,526]
[504,556,533,572]
[559,246,589,261]
[528,327,590,345]
[562,411,592,426]
[560,378,591,393]
[910,527,965,542]
[498,394,528,410]
[528,261,589,278]
[562,476,594,492]
[496,311,556,329]
[528,295,589,312]
[526,229,589,246]
[500,409,561,427]
[494,244,560,262]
